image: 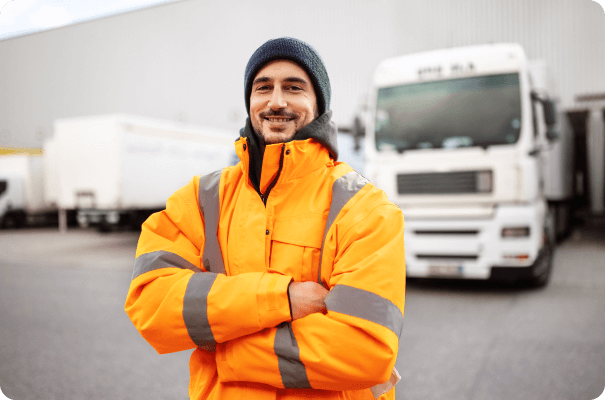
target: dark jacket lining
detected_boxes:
[239,110,339,196]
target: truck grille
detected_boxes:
[397,170,492,195]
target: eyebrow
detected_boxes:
[284,77,308,85]
[252,77,271,85]
[252,76,309,86]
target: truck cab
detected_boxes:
[364,44,569,286]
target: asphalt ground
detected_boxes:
[0,223,604,400]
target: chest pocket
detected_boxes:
[199,169,370,282]
[269,216,325,282]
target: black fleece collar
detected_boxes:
[239,110,339,193]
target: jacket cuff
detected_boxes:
[257,273,293,328]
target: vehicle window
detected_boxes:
[375,73,521,151]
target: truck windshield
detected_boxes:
[375,73,521,151]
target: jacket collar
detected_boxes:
[236,111,338,195]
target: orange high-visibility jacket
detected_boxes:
[125,136,405,400]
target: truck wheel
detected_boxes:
[1,212,23,229]
[97,220,115,233]
[549,202,572,242]
[527,229,555,287]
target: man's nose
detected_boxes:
[268,87,287,109]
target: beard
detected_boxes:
[252,109,300,145]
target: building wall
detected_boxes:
[393,0,605,108]
[0,0,603,149]
[0,0,398,148]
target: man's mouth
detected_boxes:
[260,111,298,123]
[265,117,294,122]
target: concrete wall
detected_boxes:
[0,0,603,149]
[0,0,398,148]
[393,0,605,108]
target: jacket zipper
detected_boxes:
[260,144,285,206]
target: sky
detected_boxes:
[0,0,177,40]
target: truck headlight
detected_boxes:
[502,227,530,237]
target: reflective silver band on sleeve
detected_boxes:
[132,250,202,280]
[274,322,311,389]
[198,170,226,274]
[325,284,404,338]
[183,272,218,347]
[318,171,369,284]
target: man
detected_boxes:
[125,37,405,400]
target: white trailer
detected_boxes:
[364,43,573,286]
[0,154,55,228]
[52,114,236,231]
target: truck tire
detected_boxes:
[527,216,556,287]
[549,202,572,242]
[1,211,26,229]
[527,237,554,287]
[97,219,116,233]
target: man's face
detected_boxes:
[250,60,318,144]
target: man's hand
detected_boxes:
[288,281,328,320]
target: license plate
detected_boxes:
[428,264,463,277]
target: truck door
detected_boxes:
[531,96,547,196]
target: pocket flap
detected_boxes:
[272,216,326,248]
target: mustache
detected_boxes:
[260,109,298,119]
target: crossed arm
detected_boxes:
[196,281,326,352]
[289,281,329,319]
[125,178,405,390]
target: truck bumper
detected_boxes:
[403,202,546,280]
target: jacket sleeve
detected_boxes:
[124,176,293,354]
[215,187,405,391]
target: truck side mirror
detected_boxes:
[542,99,559,142]
[546,128,559,142]
[543,99,557,126]
[353,115,365,151]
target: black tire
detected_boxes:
[97,220,115,233]
[527,215,556,288]
[1,212,23,229]
[527,238,554,287]
[549,202,572,242]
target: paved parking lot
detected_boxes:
[0,224,604,400]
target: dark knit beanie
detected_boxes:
[244,37,331,116]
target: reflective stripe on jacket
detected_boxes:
[125,137,406,400]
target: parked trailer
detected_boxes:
[364,43,573,286]
[52,114,236,231]
[0,154,57,228]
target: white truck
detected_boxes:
[0,154,57,228]
[51,114,236,231]
[363,43,573,286]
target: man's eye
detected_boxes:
[256,85,270,91]
[288,86,302,91]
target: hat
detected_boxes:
[244,37,331,116]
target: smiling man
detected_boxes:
[249,60,318,143]
[125,37,405,400]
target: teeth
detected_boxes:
[267,118,290,122]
